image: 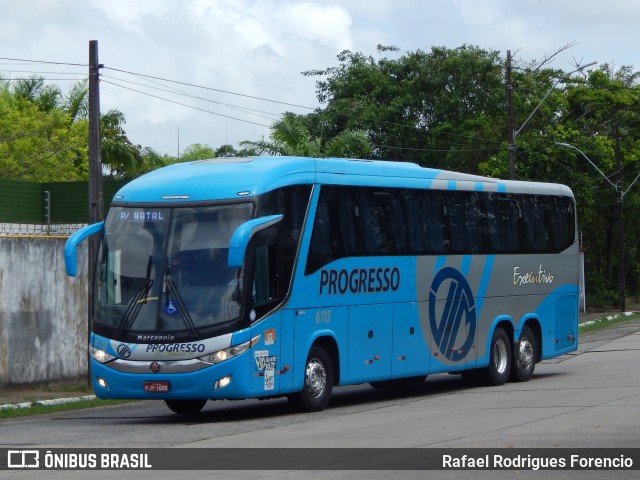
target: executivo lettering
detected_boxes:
[513,264,555,287]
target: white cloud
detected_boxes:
[0,0,637,156]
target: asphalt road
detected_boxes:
[1,323,639,480]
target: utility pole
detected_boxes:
[506,50,515,180]
[615,132,625,311]
[88,40,103,384]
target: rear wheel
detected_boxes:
[165,399,207,414]
[510,325,537,382]
[288,345,333,412]
[483,327,511,386]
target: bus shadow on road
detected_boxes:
[119,371,567,425]
[132,374,471,424]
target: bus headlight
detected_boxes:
[199,335,260,364]
[90,346,116,364]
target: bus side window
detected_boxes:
[358,190,398,254]
[252,244,277,307]
[486,193,520,253]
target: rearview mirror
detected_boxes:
[227,215,283,268]
[64,222,104,276]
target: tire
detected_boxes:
[370,376,427,389]
[165,399,207,414]
[483,327,511,386]
[288,345,334,412]
[510,325,537,382]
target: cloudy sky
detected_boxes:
[1,0,637,157]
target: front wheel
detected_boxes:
[510,325,537,382]
[483,327,511,386]
[165,399,207,414]
[288,345,333,412]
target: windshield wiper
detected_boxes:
[164,275,199,338]
[117,256,154,335]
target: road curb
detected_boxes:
[0,395,97,411]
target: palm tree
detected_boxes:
[10,75,88,123]
[100,109,143,178]
[12,75,61,112]
[241,112,371,158]
[62,79,88,122]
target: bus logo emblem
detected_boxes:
[117,344,131,359]
[428,267,476,362]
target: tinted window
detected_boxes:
[305,185,575,274]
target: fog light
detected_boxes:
[214,376,231,390]
[96,377,109,389]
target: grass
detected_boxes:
[578,311,640,334]
[0,398,134,419]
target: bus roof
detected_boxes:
[112,156,573,204]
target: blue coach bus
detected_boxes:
[65,156,579,414]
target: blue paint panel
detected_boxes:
[345,303,393,384]
[392,303,430,378]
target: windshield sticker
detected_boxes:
[165,300,178,315]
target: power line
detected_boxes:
[372,142,505,154]
[101,74,280,121]
[0,56,87,67]
[104,66,316,111]
[101,79,272,128]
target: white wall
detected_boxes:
[0,238,88,386]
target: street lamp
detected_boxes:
[556,142,640,311]
[507,60,597,179]
[557,142,640,202]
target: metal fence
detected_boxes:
[0,222,87,237]
[0,178,126,237]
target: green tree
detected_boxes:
[179,143,216,161]
[214,144,258,157]
[303,45,504,171]
[0,88,88,181]
[558,66,640,305]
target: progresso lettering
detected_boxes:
[319,267,400,295]
[145,343,205,353]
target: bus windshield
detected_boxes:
[95,203,253,341]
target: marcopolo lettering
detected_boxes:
[319,267,400,295]
[145,343,205,353]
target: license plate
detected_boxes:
[144,381,170,393]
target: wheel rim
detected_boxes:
[518,337,534,371]
[494,338,509,374]
[305,358,327,399]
